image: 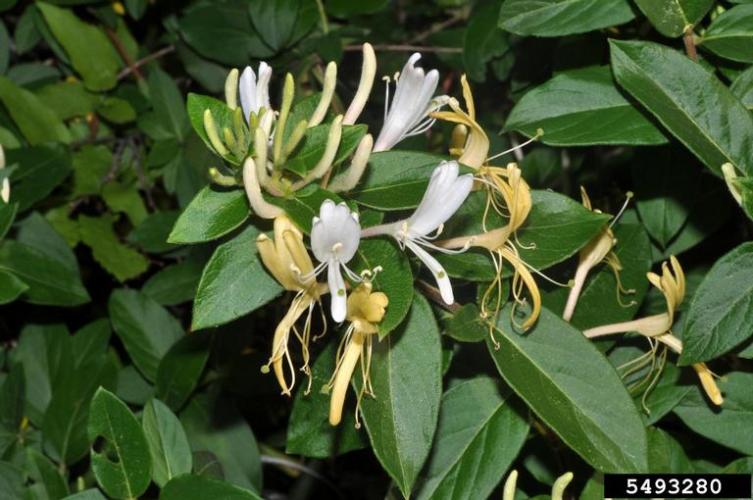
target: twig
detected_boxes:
[417,280,461,313]
[105,27,144,81]
[408,10,467,44]
[117,45,176,81]
[683,26,698,61]
[344,44,462,54]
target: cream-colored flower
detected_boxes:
[328,282,388,426]
[563,188,635,322]
[584,257,722,406]
[257,216,327,395]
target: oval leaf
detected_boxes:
[498,0,634,37]
[88,388,151,499]
[487,304,648,472]
[610,40,753,176]
[192,225,282,330]
[506,66,667,146]
[359,294,442,497]
[109,289,184,382]
[169,186,249,244]
[160,474,262,500]
[702,5,753,64]
[414,377,529,500]
[633,0,714,38]
[679,242,753,364]
[143,399,193,487]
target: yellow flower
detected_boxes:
[328,282,388,426]
[440,163,542,337]
[431,74,489,169]
[256,216,327,395]
[563,188,635,322]
[584,256,722,406]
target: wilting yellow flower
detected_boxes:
[563,188,635,322]
[440,163,541,338]
[256,216,327,395]
[328,282,388,426]
[432,74,489,169]
[584,256,722,406]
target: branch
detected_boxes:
[417,280,462,313]
[117,45,176,81]
[344,44,462,54]
[105,27,144,81]
[683,26,698,61]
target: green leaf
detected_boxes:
[610,40,753,176]
[647,427,694,473]
[0,77,71,144]
[180,394,262,491]
[149,68,190,141]
[79,214,150,282]
[271,184,344,233]
[248,0,317,52]
[463,0,509,82]
[0,239,89,306]
[445,303,489,342]
[414,377,529,500]
[487,304,648,472]
[673,372,753,455]
[43,354,118,465]
[36,2,120,91]
[73,319,112,369]
[178,1,273,67]
[285,124,367,177]
[701,5,753,63]
[351,151,449,210]
[143,399,192,487]
[633,0,714,37]
[286,341,368,458]
[102,182,149,226]
[5,144,71,212]
[0,363,24,432]
[128,211,180,254]
[10,323,68,425]
[0,202,16,240]
[98,97,137,124]
[731,65,753,111]
[143,257,204,306]
[360,294,442,497]
[518,190,610,269]
[498,0,634,37]
[116,365,154,407]
[351,239,414,339]
[88,388,151,499]
[505,66,667,146]
[193,225,282,330]
[156,333,210,411]
[0,270,27,305]
[62,489,107,500]
[26,447,70,499]
[169,186,249,244]
[0,462,23,498]
[160,475,262,500]
[109,289,184,382]
[679,242,753,364]
[36,80,96,120]
[545,222,651,330]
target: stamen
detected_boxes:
[486,129,543,163]
[609,191,634,229]
[382,76,391,122]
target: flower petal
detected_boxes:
[239,66,258,122]
[405,240,454,304]
[328,261,347,322]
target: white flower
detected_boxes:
[373,53,448,152]
[0,144,8,204]
[361,161,473,303]
[310,200,362,322]
[239,62,272,123]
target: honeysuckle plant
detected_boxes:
[1,1,752,498]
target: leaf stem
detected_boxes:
[683,26,698,61]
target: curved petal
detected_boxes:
[328,261,347,322]
[405,240,454,304]
[239,66,258,122]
